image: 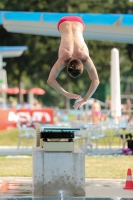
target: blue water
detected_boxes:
[0,198,133,200]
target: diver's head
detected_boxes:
[67,58,83,78]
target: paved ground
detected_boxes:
[0,146,32,156]
[0,177,133,198]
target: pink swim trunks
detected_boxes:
[57,16,85,31]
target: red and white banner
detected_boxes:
[0,108,54,130]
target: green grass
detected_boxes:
[0,155,132,178]
[0,156,32,177]
[0,128,34,146]
[85,156,133,178]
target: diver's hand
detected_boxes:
[73,98,87,109]
[65,93,81,100]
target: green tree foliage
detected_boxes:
[0,0,133,107]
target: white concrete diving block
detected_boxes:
[32,146,85,197]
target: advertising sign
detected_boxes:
[0,108,54,130]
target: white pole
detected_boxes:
[111,48,121,118]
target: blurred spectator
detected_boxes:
[128,114,133,127]
[121,133,133,155]
[10,101,16,108]
[8,97,17,108]
[21,102,29,109]
[123,98,132,115]
[91,99,101,124]
[37,101,43,109]
[31,98,43,109]
[6,99,11,108]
